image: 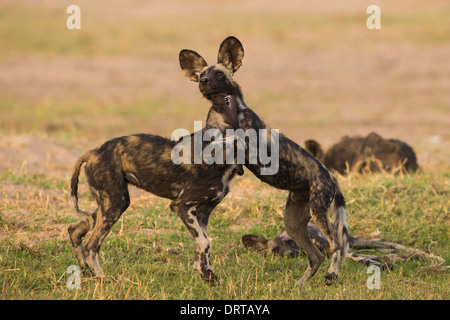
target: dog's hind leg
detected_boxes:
[83,187,130,280]
[68,186,101,271]
[284,190,324,287]
[68,186,99,271]
[309,186,344,285]
[68,219,91,269]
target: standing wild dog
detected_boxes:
[68,40,246,285]
[181,37,349,286]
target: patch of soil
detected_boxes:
[0,135,81,177]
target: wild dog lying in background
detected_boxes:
[242,224,436,270]
[305,132,419,175]
[181,37,349,286]
[68,40,245,285]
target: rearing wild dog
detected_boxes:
[181,37,349,286]
[68,40,246,285]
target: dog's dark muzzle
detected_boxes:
[200,77,209,85]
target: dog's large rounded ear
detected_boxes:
[179,49,208,82]
[217,36,244,74]
[242,234,270,253]
[305,139,324,160]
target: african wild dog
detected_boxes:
[242,224,434,270]
[68,40,246,285]
[181,37,349,286]
[304,132,419,175]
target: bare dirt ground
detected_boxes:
[1,1,448,169]
[0,135,79,176]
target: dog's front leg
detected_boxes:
[171,201,218,285]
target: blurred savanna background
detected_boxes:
[0,0,448,299]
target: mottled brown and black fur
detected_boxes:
[242,224,435,270]
[68,40,246,285]
[182,37,349,286]
[305,132,419,175]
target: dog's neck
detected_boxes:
[210,95,231,107]
[205,94,240,131]
[228,86,268,133]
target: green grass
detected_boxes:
[0,171,448,299]
[0,170,64,190]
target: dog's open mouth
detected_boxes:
[224,95,233,111]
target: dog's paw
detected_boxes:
[203,271,219,287]
[323,272,338,285]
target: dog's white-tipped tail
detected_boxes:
[333,190,349,264]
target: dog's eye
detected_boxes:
[216,71,224,76]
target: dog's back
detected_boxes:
[359,133,418,172]
[306,132,419,174]
[81,134,179,199]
